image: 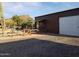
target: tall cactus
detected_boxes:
[0,2,3,20]
[0,2,5,36]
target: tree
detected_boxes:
[12,15,23,30]
[12,15,22,26]
[12,15,33,30]
[21,16,33,29]
[5,19,15,28]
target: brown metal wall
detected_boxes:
[35,8,79,34]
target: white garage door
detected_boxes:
[59,15,79,36]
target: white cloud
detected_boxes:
[2,2,43,18]
[2,2,79,19]
[2,2,46,16]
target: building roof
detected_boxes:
[35,8,79,18]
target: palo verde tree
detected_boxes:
[12,15,22,26]
[12,15,22,30]
[5,19,16,28]
[11,15,33,30]
[21,15,33,29]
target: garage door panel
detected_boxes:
[59,15,79,36]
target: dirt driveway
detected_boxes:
[0,34,79,57]
[0,34,79,46]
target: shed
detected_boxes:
[35,8,79,36]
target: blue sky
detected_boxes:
[2,2,79,19]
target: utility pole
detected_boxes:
[0,2,5,36]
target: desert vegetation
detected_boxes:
[0,15,34,36]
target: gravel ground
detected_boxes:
[0,34,79,57]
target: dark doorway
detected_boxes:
[39,19,48,32]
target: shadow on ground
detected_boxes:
[37,32,79,38]
[0,38,79,57]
